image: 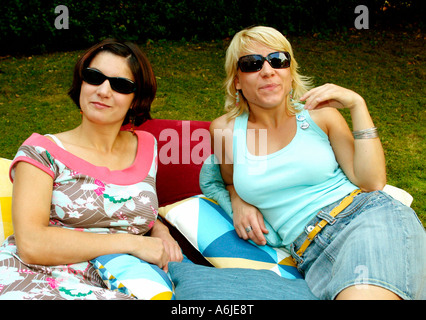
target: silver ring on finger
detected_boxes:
[245,225,253,233]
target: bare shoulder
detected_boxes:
[309,107,346,135]
[209,114,235,168]
[210,114,235,133]
[42,131,70,146]
[49,130,75,145]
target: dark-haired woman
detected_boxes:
[0,39,182,299]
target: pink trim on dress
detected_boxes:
[10,131,155,185]
[10,156,56,181]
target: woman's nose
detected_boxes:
[96,79,113,97]
[259,60,275,76]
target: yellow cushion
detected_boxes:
[0,158,13,242]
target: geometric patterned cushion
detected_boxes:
[159,195,302,279]
[90,253,175,300]
[0,158,13,243]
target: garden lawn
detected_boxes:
[0,30,424,225]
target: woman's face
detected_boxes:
[79,51,135,126]
[235,42,292,112]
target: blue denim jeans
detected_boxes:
[290,190,426,300]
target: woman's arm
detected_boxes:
[301,84,386,191]
[209,116,268,246]
[226,184,268,245]
[12,161,169,269]
[150,219,183,265]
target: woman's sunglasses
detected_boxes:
[237,51,291,73]
[82,68,136,94]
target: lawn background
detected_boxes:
[0,30,424,225]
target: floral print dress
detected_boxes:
[0,131,158,300]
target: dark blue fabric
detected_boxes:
[168,262,318,300]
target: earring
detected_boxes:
[129,108,136,135]
[289,88,294,100]
[235,91,240,107]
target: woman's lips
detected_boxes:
[260,83,279,90]
[92,102,111,109]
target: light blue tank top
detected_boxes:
[233,108,357,248]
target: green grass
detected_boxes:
[0,31,424,225]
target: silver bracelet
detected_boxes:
[352,127,379,139]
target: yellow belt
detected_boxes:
[296,189,362,257]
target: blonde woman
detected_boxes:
[210,26,425,300]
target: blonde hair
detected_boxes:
[224,26,312,119]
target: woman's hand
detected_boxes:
[150,220,183,270]
[131,236,170,271]
[229,187,268,246]
[300,83,365,111]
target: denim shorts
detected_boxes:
[290,190,426,300]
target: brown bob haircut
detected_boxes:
[68,39,157,126]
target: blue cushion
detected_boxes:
[168,262,317,300]
[158,195,302,279]
[91,253,174,300]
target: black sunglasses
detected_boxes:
[238,51,291,73]
[82,68,136,94]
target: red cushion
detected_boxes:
[124,119,212,206]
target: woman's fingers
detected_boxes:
[236,212,267,246]
[300,83,362,110]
